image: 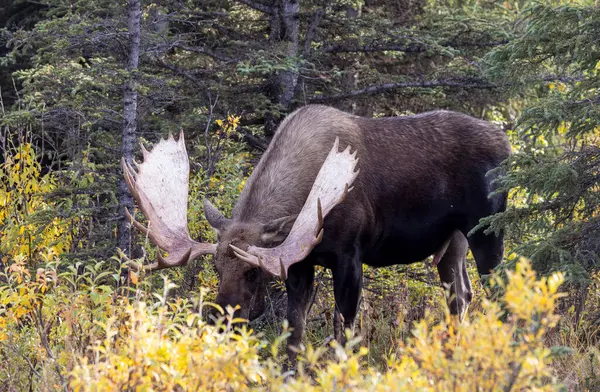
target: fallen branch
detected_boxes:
[308,75,585,103]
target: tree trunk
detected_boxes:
[264,0,299,138]
[279,0,299,108]
[118,0,141,255]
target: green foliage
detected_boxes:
[483,1,600,279]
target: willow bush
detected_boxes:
[66,258,564,391]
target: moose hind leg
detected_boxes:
[466,188,507,276]
[333,251,363,345]
[436,231,472,320]
[467,229,505,276]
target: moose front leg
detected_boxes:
[285,262,315,367]
[333,251,363,345]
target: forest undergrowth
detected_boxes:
[1,250,594,391]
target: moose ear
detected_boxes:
[260,215,297,245]
[204,199,231,235]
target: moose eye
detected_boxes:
[244,268,260,282]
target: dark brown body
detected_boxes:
[208,105,511,358]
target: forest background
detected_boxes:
[0,0,599,390]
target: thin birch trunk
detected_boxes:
[118,0,141,255]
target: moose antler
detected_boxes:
[122,131,216,270]
[230,137,359,279]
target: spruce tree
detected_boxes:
[483,2,599,283]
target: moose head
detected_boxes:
[122,132,359,320]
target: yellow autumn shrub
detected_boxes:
[69,258,565,392]
[393,260,564,391]
[0,143,73,262]
[0,258,124,390]
[70,303,266,391]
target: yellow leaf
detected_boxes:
[129,270,138,285]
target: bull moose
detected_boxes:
[122,104,511,361]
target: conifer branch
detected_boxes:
[309,75,585,103]
[321,40,509,54]
[173,44,237,63]
[309,79,497,103]
[235,0,274,14]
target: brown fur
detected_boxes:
[236,106,509,225]
[206,104,511,354]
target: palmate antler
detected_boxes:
[230,137,360,279]
[122,131,216,270]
